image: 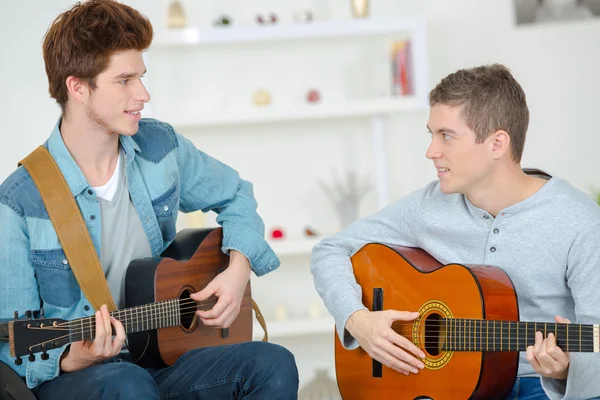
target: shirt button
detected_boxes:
[483,214,490,219]
[490,247,496,253]
[84,305,90,311]
[493,228,499,234]
[87,189,93,195]
[62,259,68,265]
[89,214,96,221]
[163,205,169,211]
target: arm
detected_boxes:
[540,223,600,400]
[174,130,278,276]
[310,185,429,349]
[0,203,64,389]
[176,130,279,276]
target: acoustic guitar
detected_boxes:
[335,243,599,400]
[1,228,257,369]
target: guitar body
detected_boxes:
[125,228,252,368]
[335,244,519,400]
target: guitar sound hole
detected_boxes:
[424,313,442,356]
[179,288,196,330]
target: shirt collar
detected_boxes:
[46,117,140,197]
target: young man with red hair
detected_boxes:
[0,1,299,398]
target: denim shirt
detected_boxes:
[0,118,279,389]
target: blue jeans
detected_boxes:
[33,342,299,399]
[507,377,549,399]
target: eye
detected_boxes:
[443,133,452,140]
[119,79,129,85]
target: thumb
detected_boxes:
[191,282,216,302]
[555,315,571,324]
[389,310,420,321]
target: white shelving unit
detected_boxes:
[266,236,320,257]
[158,96,422,129]
[152,18,427,48]
[149,17,429,390]
[253,315,334,341]
[146,17,429,209]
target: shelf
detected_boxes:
[156,96,426,129]
[267,236,321,257]
[252,315,335,340]
[152,18,425,47]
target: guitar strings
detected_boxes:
[30,309,598,345]
[25,316,598,353]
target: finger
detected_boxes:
[197,294,231,320]
[111,317,126,355]
[380,339,425,372]
[200,302,235,328]
[93,310,105,352]
[388,310,420,322]
[545,333,569,365]
[101,305,113,352]
[387,330,426,359]
[526,345,541,371]
[533,331,543,354]
[190,283,216,302]
[370,347,415,375]
[222,305,242,328]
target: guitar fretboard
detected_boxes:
[440,319,599,352]
[67,299,182,342]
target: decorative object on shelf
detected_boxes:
[304,226,318,237]
[308,301,324,318]
[306,89,321,104]
[274,305,287,321]
[270,227,285,240]
[299,369,342,400]
[212,15,232,27]
[293,10,314,23]
[514,0,598,25]
[166,0,187,29]
[391,40,413,96]
[318,170,370,229]
[252,89,272,106]
[350,0,369,18]
[256,13,278,25]
[185,210,205,228]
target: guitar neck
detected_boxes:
[440,319,599,352]
[67,299,184,342]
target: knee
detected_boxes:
[251,343,299,394]
[94,362,159,399]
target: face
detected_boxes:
[83,50,150,136]
[426,104,496,195]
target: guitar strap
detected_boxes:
[19,145,268,342]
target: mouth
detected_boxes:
[436,166,450,177]
[124,109,142,122]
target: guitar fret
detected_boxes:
[486,320,489,351]
[500,321,502,351]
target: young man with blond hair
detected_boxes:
[311,64,600,400]
[0,1,298,398]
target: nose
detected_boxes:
[425,139,440,160]
[136,79,151,103]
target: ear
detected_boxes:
[65,76,91,104]
[490,130,511,160]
